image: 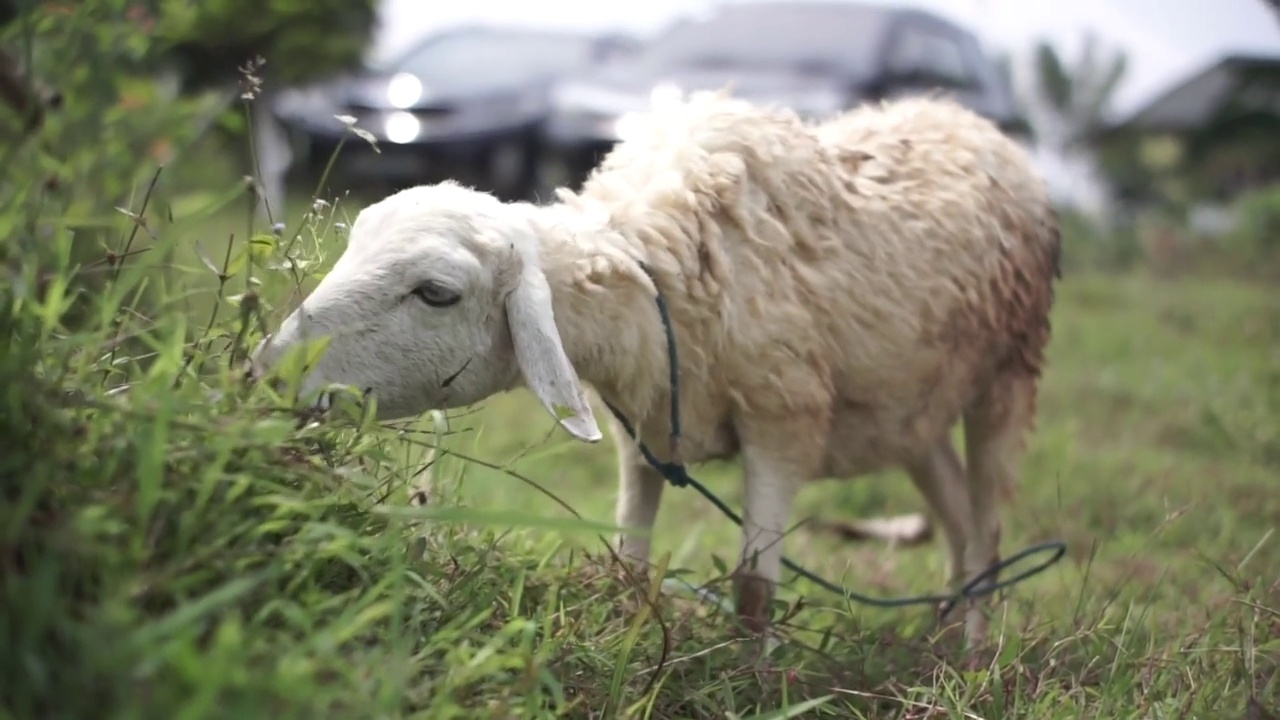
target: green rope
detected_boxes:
[602,270,1066,617]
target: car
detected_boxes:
[270,24,634,201]
[537,0,1026,193]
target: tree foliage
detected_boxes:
[1031,32,1128,150]
[148,0,379,91]
[1,0,379,94]
[1262,0,1280,25]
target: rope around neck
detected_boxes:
[600,269,1067,618]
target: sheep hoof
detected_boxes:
[936,599,960,626]
[732,572,774,637]
[611,562,649,591]
[932,600,967,649]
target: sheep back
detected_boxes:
[556,90,1061,472]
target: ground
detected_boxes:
[7,11,1277,716]
[433,271,1280,716]
[187,188,1280,716]
[7,172,1279,718]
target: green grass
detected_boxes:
[381,267,1280,718]
[5,137,1280,719]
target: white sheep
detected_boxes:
[249,90,1062,648]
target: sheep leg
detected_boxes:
[960,372,1036,647]
[733,423,817,635]
[735,467,800,635]
[902,438,974,618]
[613,440,666,573]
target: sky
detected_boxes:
[365,0,1279,212]
[372,0,1280,120]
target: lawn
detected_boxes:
[6,154,1278,718]
[154,181,1280,716]
[8,6,1274,716]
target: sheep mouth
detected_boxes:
[440,357,472,389]
[307,356,470,416]
[314,386,375,413]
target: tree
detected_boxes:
[1024,32,1127,152]
[1263,0,1280,26]
[990,50,1036,143]
[1010,31,1129,219]
[4,0,381,219]
[146,0,381,221]
[0,0,62,137]
[149,0,379,92]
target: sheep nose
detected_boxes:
[243,358,279,392]
[243,359,288,395]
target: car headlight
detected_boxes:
[386,73,423,109]
[550,82,649,115]
[384,111,421,144]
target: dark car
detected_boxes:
[271,24,632,200]
[537,1,1025,193]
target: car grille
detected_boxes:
[343,102,454,120]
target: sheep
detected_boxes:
[248,89,1062,648]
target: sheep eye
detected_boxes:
[411,281,460,308]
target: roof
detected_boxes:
[641,0,958,79]
[707,0,953,30]
[1118,53,1280,133]
[676,0,898,42]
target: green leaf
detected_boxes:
[302,336,333,371]
[131,570,273,647]
[169,185,248,223]
[1035,42,1073,113]
[249,233,277,260]
[193,241,224,276]
[373,506,625,536]
[224,247,249,278]
[736,695,836,720]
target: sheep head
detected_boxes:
[248,182,602,442]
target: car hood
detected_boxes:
[321,71,539,109]
[271,67,554,140]
[565,62,857,114]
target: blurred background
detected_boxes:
[263,0,1279,263]
[2,6,1278,713]
[313,0,1280,224]
[6,0,1276,271]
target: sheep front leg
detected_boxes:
[733,421,818,635]
[735,472,800,634]
[613,439,666,574]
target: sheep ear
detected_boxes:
[505,262,602,443]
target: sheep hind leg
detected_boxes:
[959,371,1038,649]
[902,437,974,628]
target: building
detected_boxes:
[1094,53,1280,209]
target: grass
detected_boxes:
[5,123,1280,719]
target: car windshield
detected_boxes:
[384,29,597,86]
[636,3,886,76]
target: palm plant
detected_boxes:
[1022,32,1127,152]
